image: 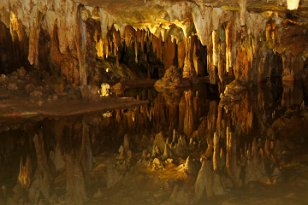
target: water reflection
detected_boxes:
[0,84,307,205]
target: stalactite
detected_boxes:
[212,30,218,66]
[113,29,121,66]
[239,0,247,26]
[99,8,113,41]
[135,35,138,63]
[9,12,23,42]
[0,0,305,91]
[28,11,42,67]
[217,28,226,83]
[192,6,213,46]
[94,37,102,59]
[234,35,254,83]
[104,38,109,58]
[76,5,87,87]
[124,25,135,48]
[192,36,206,77]
[163,36,176,68]
[177,40,185,69]
[225,21,232,74]
[151,34,163,62]
[183,37,195,79]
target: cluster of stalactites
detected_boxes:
[1,0,302,86]
[93,22,206,77]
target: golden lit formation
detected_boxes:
[0,0,307,204]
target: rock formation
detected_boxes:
[0,0,307,93]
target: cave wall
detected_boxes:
[0,0,307,87]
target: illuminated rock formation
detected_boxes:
[0,0,306,94]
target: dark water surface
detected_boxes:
[0,83,307,205]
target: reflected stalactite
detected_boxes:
[282,55,305,82]
[64,154,87,205]
[207,101,218,135]
[194,159,213,200]
[58,122,88,205]
[213,132,219,172]
[281,84,304,108]
[81,118,93,176]
[183,90,195,136]
[225,126,232,177]
[18,155,32,189]
[31,132,53,202]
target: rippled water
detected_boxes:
[0,83,307,205]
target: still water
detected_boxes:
[0,83,307,205]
